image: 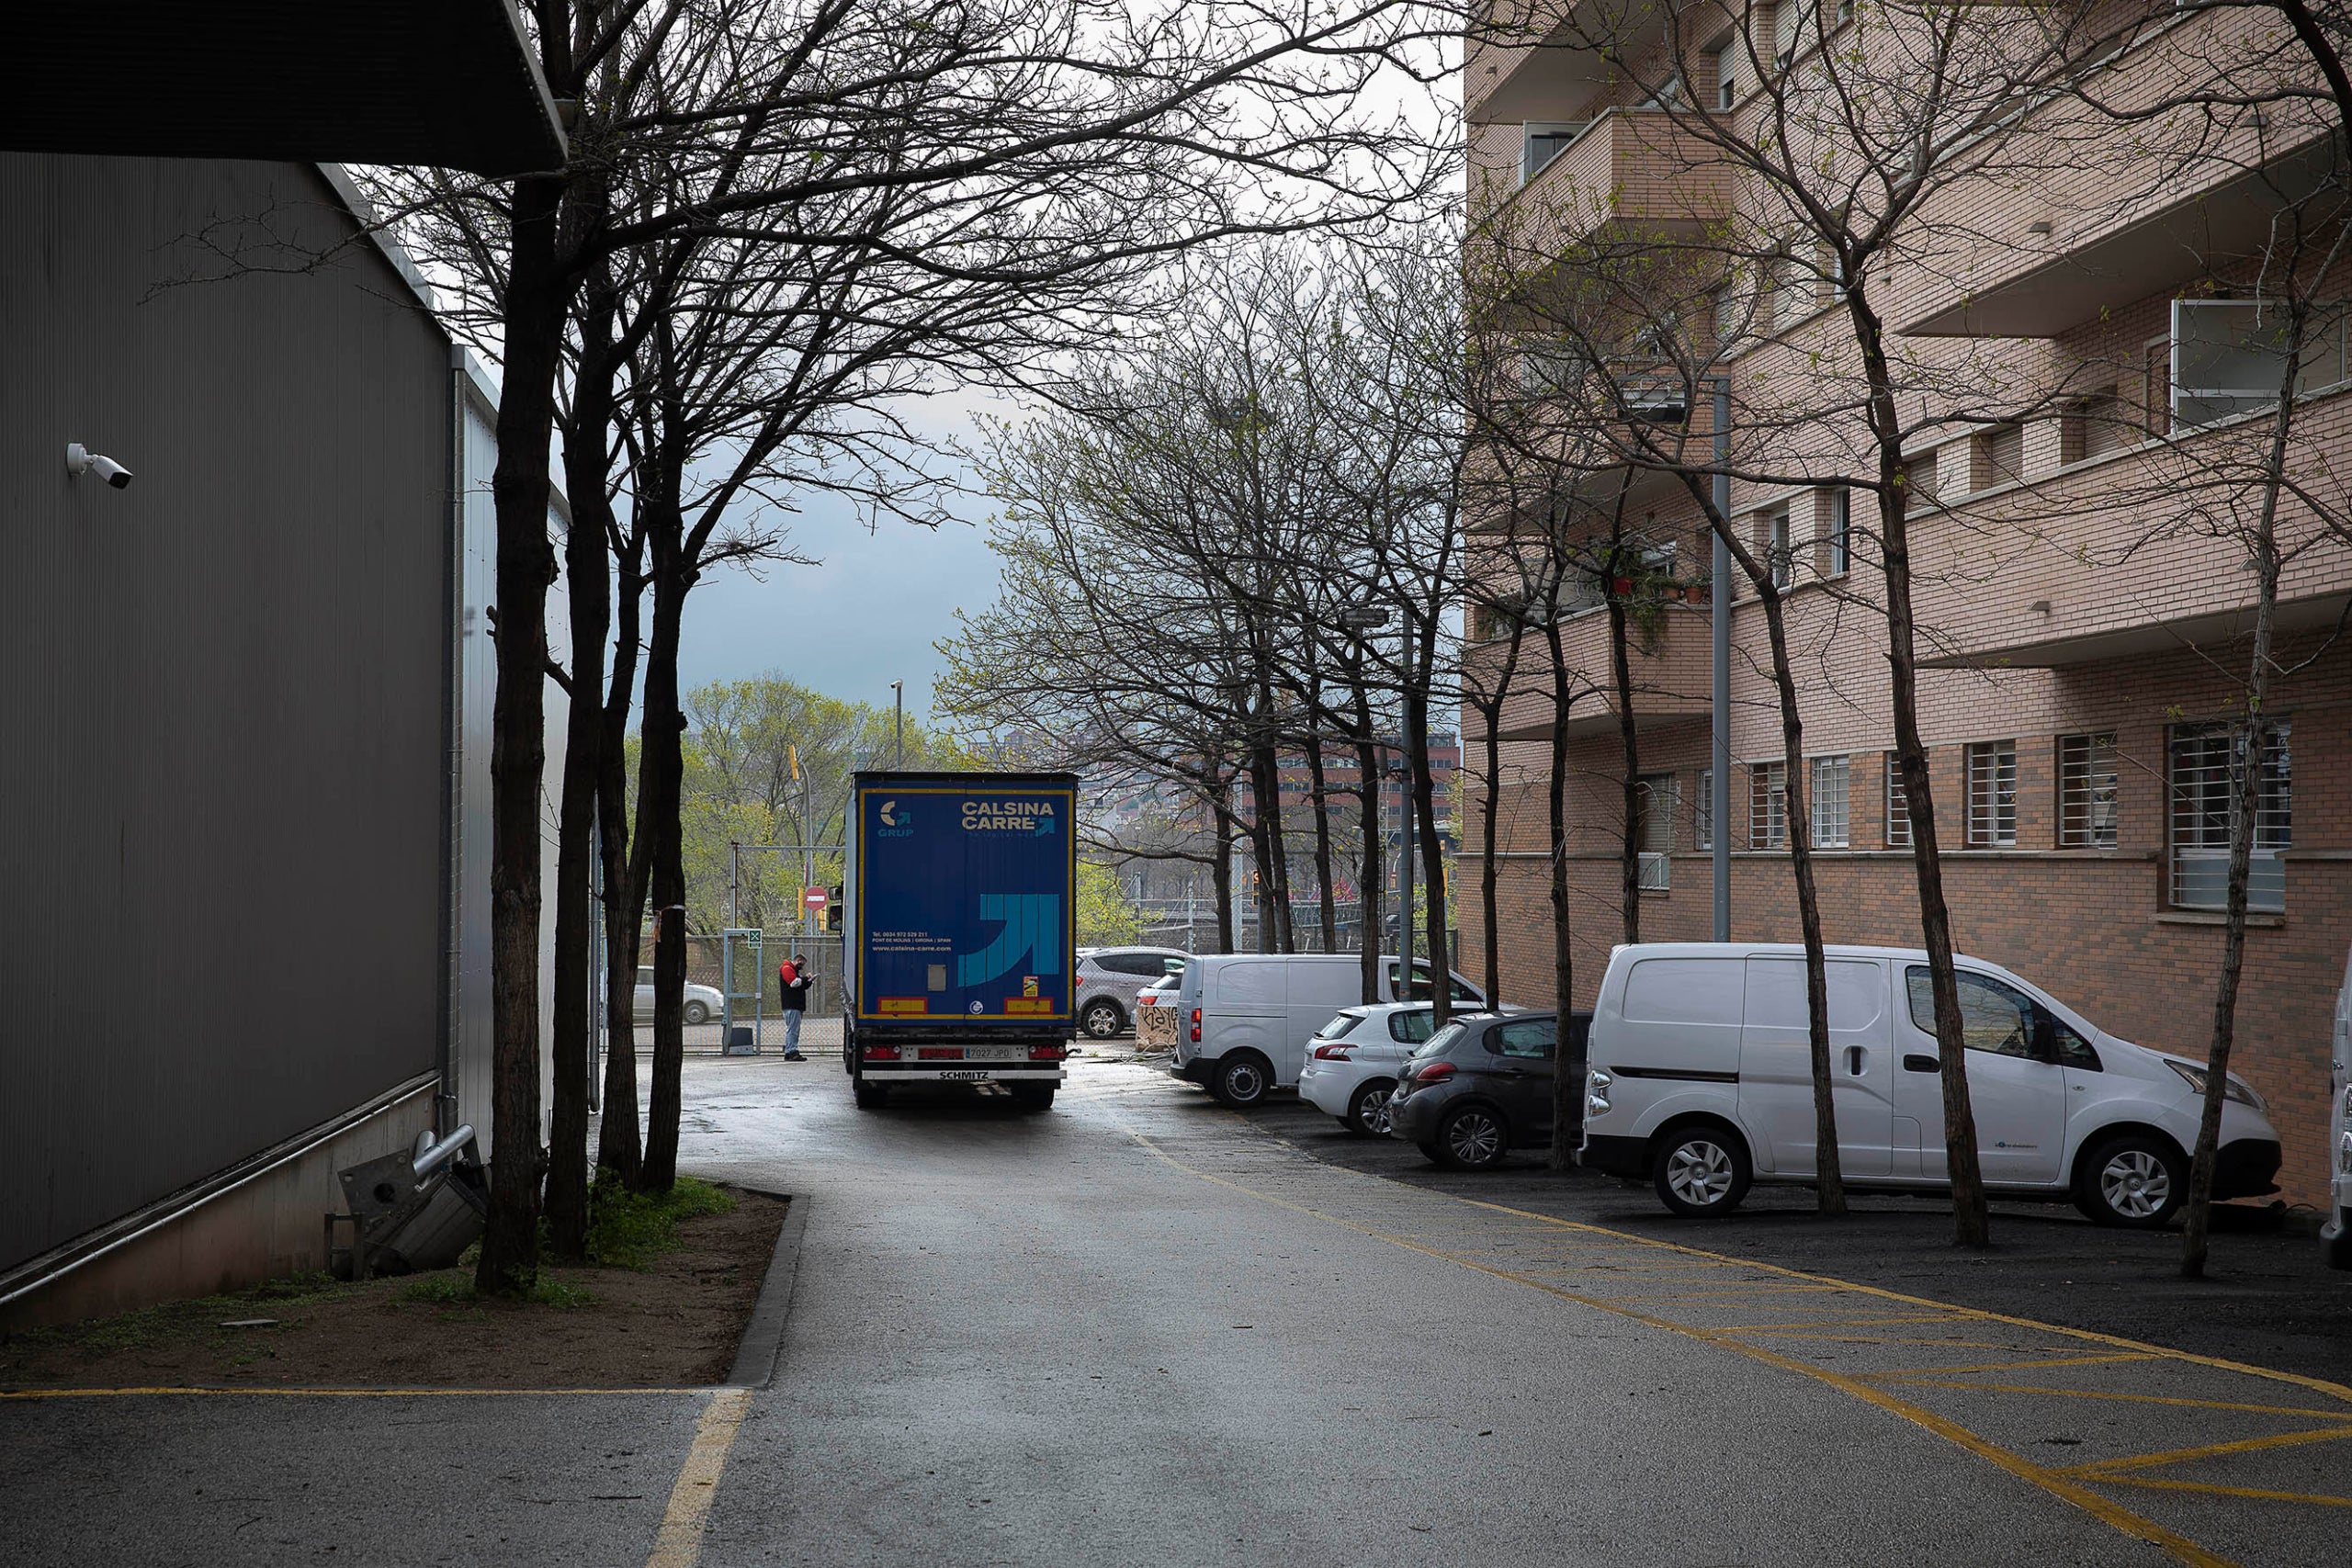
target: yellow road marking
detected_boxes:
[1889,1380,2352,1422]
[1865,1352,2164,1381]
[0,1385,706,1400]
[2063,1426,2352,1478]
[1125,1131,2233,1568]
[1712,1314,1974,1332]
[2097,1477,2352,1508]
[645,1388,752,1568]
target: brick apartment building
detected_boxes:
[1458,5,2352,1205]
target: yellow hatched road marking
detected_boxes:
[1890,1380,2352,1422]
[1865,1352,2165,1381]
[1125,1130,2237,1568]
[2062,1425,2352,1479]
[645,1387,752,1568]
[2096,1477,2352,1508]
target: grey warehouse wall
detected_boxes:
[0,155,453,1272]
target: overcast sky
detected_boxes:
[672,394,1008,724]
[673,471,999,723]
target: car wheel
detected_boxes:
[1347,1079,1397,1138]
[853,1077,888,1111]
[1653,1123,1752,1217]
[1010,1083,1057,1111]
[1080,999,1125,1040]
[1433,1105,1508,1170]
[2075,1133,2187,1228]
[1211,1054,1271,1109]
[684,1001,710,1025]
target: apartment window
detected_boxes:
[1637,772,1678,889]
[1521,122,1587,186]
[1772,0,1815,63]
[1980,422,2025,488]
[2059,732,2119,848]
[1822,487,1850,576]
[2170,721,2291,911]
[1965,740,2018,847]
[1767,508,1794,587]
[1884,751,1913,848]
[1713,281,1743,344]
[1771,252,1814,330]
[1696,768,1713,850]
[2168,300,2349,430]
[1709,40,1737,109]
[2074,385,2125,461]
[1809,755,1851,848]
[1902,450,1939,506]
[1749,761,1789,850]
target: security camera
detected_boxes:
[66,442,133,490]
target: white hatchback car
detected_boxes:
[1298,1003,1439,1135]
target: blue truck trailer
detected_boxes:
[841,770,1080,1110]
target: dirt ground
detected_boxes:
[0,1189,787,1392]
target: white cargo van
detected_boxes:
[1170,954,1487,1107]
[1579,943,2282,1226]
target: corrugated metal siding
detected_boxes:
[0,154,452,1270]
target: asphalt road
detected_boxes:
[5,1053,2346,1567]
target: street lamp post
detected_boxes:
[891,680,904,768]
[1710,379,1731,942]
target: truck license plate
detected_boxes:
[939,1068,993,1081]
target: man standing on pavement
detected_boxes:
[778,953,810,1060]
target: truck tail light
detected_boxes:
[1028,1044,1066,1060]
[864,1043,902,1062]
[1312,1043,1352,1061]
[1189,1008,1202,1043]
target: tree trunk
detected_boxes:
[1353,732,1385,1003]
[1306,732,1338,953]
[545,254,618,1258]
[1403,668,1450,1026]
[1756,581,1847,1217]
[476,174,568,1297]
[1210,787,1238,953]
[1605,580,1643,945]
[637,502,692,1193]
[1543,616,1577,1170]
[1472,617,1525,1009]
[2181,342,2296,1279]
[1836,286,1987,1247]
[594,547,650,1183]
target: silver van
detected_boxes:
[1579,942,2283,1227]
[1170,953,1487,1107]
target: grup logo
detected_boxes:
[880,799,899,827]
[876,797,915,839]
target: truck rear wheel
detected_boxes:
[1010,1083,1057,1111]
[853,1078,888,1110]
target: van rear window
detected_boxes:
[1623,959,1743,1026]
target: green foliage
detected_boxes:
[584,1172,736,1269]
[672,674,978,931]
[1075,856,1141,945]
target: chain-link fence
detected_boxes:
[620,931,847,1055]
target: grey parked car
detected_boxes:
[1386,1010,1593,1170]
[1075,946,1190,1040]
[633,964,724,1027]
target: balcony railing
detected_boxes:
[1497,108,1734,252]
[1464,602,1713,742]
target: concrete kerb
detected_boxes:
[725,1192,808,1391]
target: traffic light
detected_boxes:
[821,889,843,934]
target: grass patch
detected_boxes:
[9,1272,348,1359]
[584,1174,736,1270]
[397,1273,594,1309]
